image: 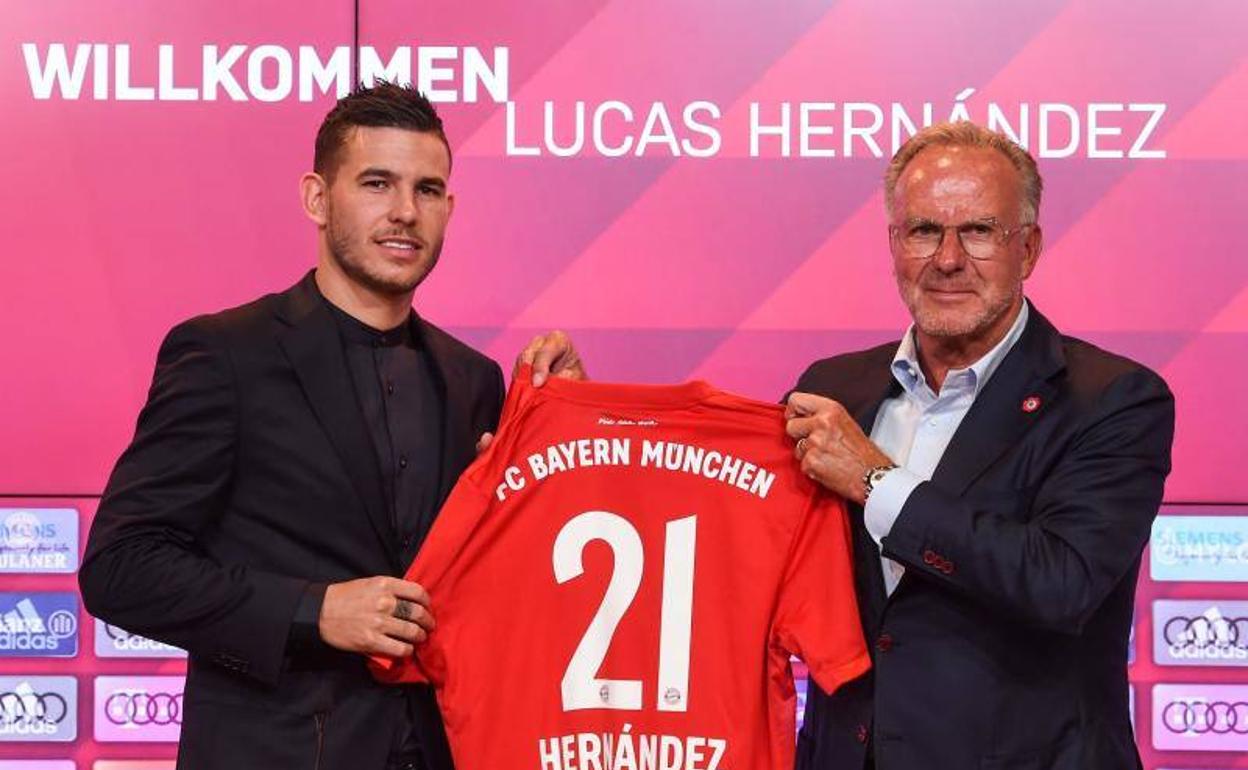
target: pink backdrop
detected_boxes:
[2,1,1246,767]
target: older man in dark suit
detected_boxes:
[80,82,581,770]
[787,122,1173,770]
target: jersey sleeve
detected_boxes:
[770,493,872,695]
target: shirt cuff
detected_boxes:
[286,582,328,652]
[864,468,924,547]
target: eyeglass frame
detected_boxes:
[888,217,1036,261]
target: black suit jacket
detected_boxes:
[794,307,1173,770]
[80,272,504,770]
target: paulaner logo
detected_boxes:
[0,676,77,742]
[0,508,78,574]
[0,593,78,657]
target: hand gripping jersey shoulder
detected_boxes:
[371,368,870,770]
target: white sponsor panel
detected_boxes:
[94,676,184,743]
[1153,600,1248,666]
[1150,516,1248,582]
[1152,683,1248,752]
[0,508,77,573]
[94,619,186,659]
[0,676,77,742]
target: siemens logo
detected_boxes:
[1151,515,1248,582]
[0,593,78,657]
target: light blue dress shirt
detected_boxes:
[865,301,1030,595]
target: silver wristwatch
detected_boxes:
[862,463,899,503]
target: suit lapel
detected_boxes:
[275,273,399,569]
[929,307,1066,495]
[413,318,473,508]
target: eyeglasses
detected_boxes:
[889,218,1034,261]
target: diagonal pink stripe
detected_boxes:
[504,0,1068,331]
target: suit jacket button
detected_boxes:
[922,550,936,565]
[855,724,869,744]
[875,633,893,652]
[941,561,955,575]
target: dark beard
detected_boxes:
[326,220,439,297]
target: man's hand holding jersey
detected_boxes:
[785,391,894,505]
[319,576,436,658]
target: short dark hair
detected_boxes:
[313,80,451,181]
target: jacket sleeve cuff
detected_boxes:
[286,582,328,652]
[864,467,924,547]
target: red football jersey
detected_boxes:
[371,367,870,770]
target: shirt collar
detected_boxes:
[890,299,1030,399]
[318,287,415,349]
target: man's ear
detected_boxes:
[300,172,329,227]
[1021,224,1043,279]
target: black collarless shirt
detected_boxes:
[327,302,446,559]
[307,297,447,765]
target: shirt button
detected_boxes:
[386,381,395,395]
[399,455,408,469]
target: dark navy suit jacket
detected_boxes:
[80,273,504,770]
[794,306,1173,770]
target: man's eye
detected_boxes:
[909,223,940,237]
[964,223,996,237]
[418,185,440,196]
[364,180,388,189]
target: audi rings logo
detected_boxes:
[1162,700,1248,735]
[1165,615,1248,649]
[0,689,69,726]
[104,691,183,727]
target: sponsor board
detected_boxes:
[94,619,186,659]
[1153,600,1248,666]
[0,593,78,657]
[1152,683,1248,752]
[0,762,76,769]
[1151,516,1248,582]
[0,508,77,574]
[793,659,809,733]
[94,676,184,743]
[0,675,77,742]
[93,763,178,770]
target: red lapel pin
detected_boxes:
[1021,395,1042,413]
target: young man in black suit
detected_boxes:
[80,82,582,770]
[787,121,1173,770]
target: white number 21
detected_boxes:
[551,511,697,712]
